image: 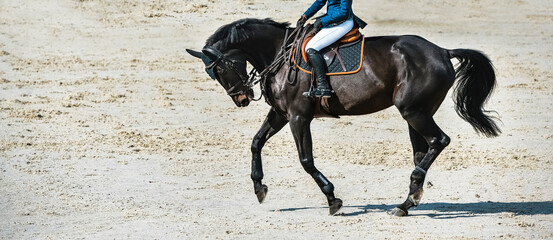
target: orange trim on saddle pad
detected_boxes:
[294,36,364,76]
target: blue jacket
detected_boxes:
[303,0,365,28]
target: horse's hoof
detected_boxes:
[255,184,268,203]
[390,207,408,217]
[329,198,343,215]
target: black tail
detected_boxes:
[449,49,501,137]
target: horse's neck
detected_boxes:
[239,27,287,71]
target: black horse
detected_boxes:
[186,18,500,216]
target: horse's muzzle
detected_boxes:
[233,94,252,107]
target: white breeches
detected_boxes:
[305,19,354,51]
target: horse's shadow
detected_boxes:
[277,201,553,219]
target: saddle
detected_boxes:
[293,27,364,76]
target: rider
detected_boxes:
[297,0,366,98]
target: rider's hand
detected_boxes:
[313,19,323,31]
[296,15,307,28]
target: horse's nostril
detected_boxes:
[240,98,249,106]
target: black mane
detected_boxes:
[205,18,290,49]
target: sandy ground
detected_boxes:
[1,0,553,239]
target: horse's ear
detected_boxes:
[201,47,222,61]
[186,49,203,59]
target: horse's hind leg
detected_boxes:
[408,124,429,166]
[391,112,450,217]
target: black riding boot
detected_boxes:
[306,48,333,98]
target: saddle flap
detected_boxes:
[300,38,337,67]
[323,51,336,66]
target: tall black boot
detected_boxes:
[306,48,333,98]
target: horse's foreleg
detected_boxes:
[392,113,450,217]
[289,115,342,215]
[251,108,288,203]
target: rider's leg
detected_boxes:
[305,48,332,98]
[305,19,353,98]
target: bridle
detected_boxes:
[200,27,298,101]
[201,46,260,99]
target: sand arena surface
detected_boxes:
[1,0,552,239]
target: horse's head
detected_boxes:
[186,47,254,107]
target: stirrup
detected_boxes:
[302,85,334,98]
[312,88,333,98]
[303,84,314,98]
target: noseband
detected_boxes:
[202,46,259,97]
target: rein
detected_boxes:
[252,24,309,96]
